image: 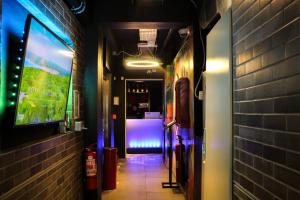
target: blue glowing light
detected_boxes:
[17,0,73,47]
[17,57,21,61]
[129,140,161,148]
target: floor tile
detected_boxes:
[102,154,185,200]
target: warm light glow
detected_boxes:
[126,60,160,68]
[206,58,229,73]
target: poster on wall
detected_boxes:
[166,65,174,123]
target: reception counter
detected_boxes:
[126,118,163,153]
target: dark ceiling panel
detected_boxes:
[111,29,140,55]
[107,22,187,30]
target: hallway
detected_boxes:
[1,0,300,200]
[102,154,185,200]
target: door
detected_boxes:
[202,9,232,200]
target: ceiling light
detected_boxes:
[126,60,160,68]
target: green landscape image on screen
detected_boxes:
[15,18,73,125]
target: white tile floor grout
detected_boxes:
[102,154,185,200]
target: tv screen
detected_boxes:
[15,16,73,126]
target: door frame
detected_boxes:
[124,78,164,157]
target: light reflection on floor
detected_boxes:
[102,154,185,200]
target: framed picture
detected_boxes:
[73,90,80,119]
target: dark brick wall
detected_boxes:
[232,0,300,199]
[0,133,83,200]
[0,0,85,199]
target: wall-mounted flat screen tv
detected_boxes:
[15,16,73,126]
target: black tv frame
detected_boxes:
[14,14,74,127]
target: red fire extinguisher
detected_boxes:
[175,135,185,185]
[84,144,97,190]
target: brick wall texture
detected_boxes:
[0,0,85,199]
[232,0,300,199]
[0,133,83,200]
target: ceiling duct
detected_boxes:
[64,0,86,15]
[138,29,157,48]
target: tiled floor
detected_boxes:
[102,154,185,200]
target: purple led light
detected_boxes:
[129,140,161,148]
[126,119,163,148]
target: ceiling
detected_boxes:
[108,26,186,66]
[111,29,169,55]
[62,0,194,65]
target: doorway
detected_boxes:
[125,79,164,155]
